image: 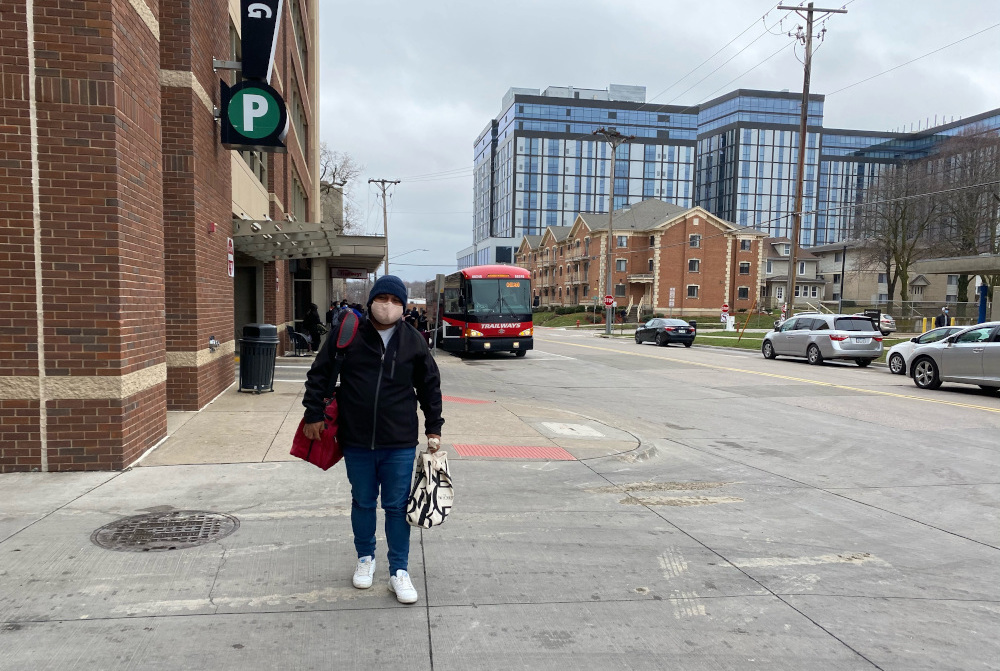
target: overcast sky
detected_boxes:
[318,1,1000,282]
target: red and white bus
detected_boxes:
[426,265,533,356]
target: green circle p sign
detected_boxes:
[220,79,287,149]
[229,87,281,138]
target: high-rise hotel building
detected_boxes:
[458,84,1000,268]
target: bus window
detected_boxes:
[443,288,462,314]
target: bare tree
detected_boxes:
[855,159,942,310]
[930,128,1000,303]
[319,143,364,234]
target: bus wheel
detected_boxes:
[515,350,527,357]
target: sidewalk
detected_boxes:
[0,353,991,669]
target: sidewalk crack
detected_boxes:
[207,543,229,614]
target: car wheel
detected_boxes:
[978,385,999,394]
[684,341,693,348]
[912,357,942,390]
[807,344,824,365]
[855,358,872,367]
[762,341,776,359]
[515,349,527,357]
[888,353,905,375]
[656,334,667,347]
[635,334,642,344]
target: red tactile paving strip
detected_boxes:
[442,395,492,405]
[452,444,576,460]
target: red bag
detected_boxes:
[290,398,342,470]
[290,311,359,470]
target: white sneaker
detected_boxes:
[353,556,375,589]
[388,569,418,604]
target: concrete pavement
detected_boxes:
[1,343,998,670]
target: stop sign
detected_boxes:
[722,303,730,313]
[604,295,614,307]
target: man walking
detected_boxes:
[934,306,950,328]
[302,275,444,604]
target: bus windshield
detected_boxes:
[467,278,532,321]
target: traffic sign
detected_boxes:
[722,303,729,313]
[220,80,287,151]
[227,238,235,278]
[604,295,614,307]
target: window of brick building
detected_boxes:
[739,262,750,275]
[740,239,752,251]
[689,234,701,248]
[687,285,699,298]
[614,284,626,297]
[648,259,654,272]
[649,235,655,246]
[616,259,626,272]
[738,286,749,300]
[617,235,627,248]
[688,259,700,273]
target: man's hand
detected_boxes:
[426,434,441,453]
[303,421,325,441]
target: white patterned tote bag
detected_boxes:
[406,450,453,528]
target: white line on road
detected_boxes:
[731,552,890,568]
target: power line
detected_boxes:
[826,21,1000,97]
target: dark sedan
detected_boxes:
[635,318,696,347]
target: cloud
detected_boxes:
[318,1,1000,281]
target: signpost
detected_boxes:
[721,302,730,323]
[604,295,614,308]
[668,287,676,317]
[219,0,288,152]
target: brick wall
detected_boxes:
[1,1,167,472]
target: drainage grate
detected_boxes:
[90,511,239,552]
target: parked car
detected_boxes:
[635,318,696,347]
[761,313,883,366]
[909,321,1000,392]
[886,326,964,375]
[851,312,896,336]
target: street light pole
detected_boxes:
[593,127,633,335]
[369,178,400,275]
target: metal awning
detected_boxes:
[232,219,386,270]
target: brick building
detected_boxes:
[516,200,765,316]
[0,1,382,472]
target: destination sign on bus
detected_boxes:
[506,281,520,288]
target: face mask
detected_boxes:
[371,301,403,325]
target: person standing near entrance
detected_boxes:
[934,306,950,328]
[302,275,444,604]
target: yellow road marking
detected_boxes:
[536,337,1000,415]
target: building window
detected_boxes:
[878,273,887,284]
[832,293,840,301]
[616,235,627,248]
[766,260,773,274]
[688,259,700,273]
[608,111,617,119]
[776,286,784,300]
[832,273,840,284]
[797,261,805,275]
[689,234,701,248]
[614,284,626,297]
[947,274,959,285]
[834,252,842,263]
[291,173,307,223]
[946,293,958,302]
[878,293,888,302]
[783,244,791,255]
[649,235,655,246]
[739,262,750,275]
[911,285,924,296]
[616,259,626,272]
[738,286,749,300]
[811,286,818,298]
[648,259,654,272]
[687,285,699,299]
[740,239,752,251]
[794,285,800,297]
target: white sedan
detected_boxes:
[886,326,963,375]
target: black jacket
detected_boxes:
[303,317,444,449]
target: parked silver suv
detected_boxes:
[762,313,884,366]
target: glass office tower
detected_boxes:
[459,84,1000,268]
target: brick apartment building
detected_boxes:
[0,1,357,472]
[515,200,765,316]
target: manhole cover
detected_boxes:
[90,511,239,552]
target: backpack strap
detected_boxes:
[322,311,361,401]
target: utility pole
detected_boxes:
[838,243,847,314]
[368,178,400,275]
[778,2,846,319]
[593,127,634,335]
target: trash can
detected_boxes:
[688,320,698,329]
[239,323,278,393]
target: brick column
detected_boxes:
[160,0,234,410]
[1,1,166,472]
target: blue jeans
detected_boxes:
[341,446,416,575]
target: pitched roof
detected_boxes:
[520,234,542,250]
[579,199,691,232]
